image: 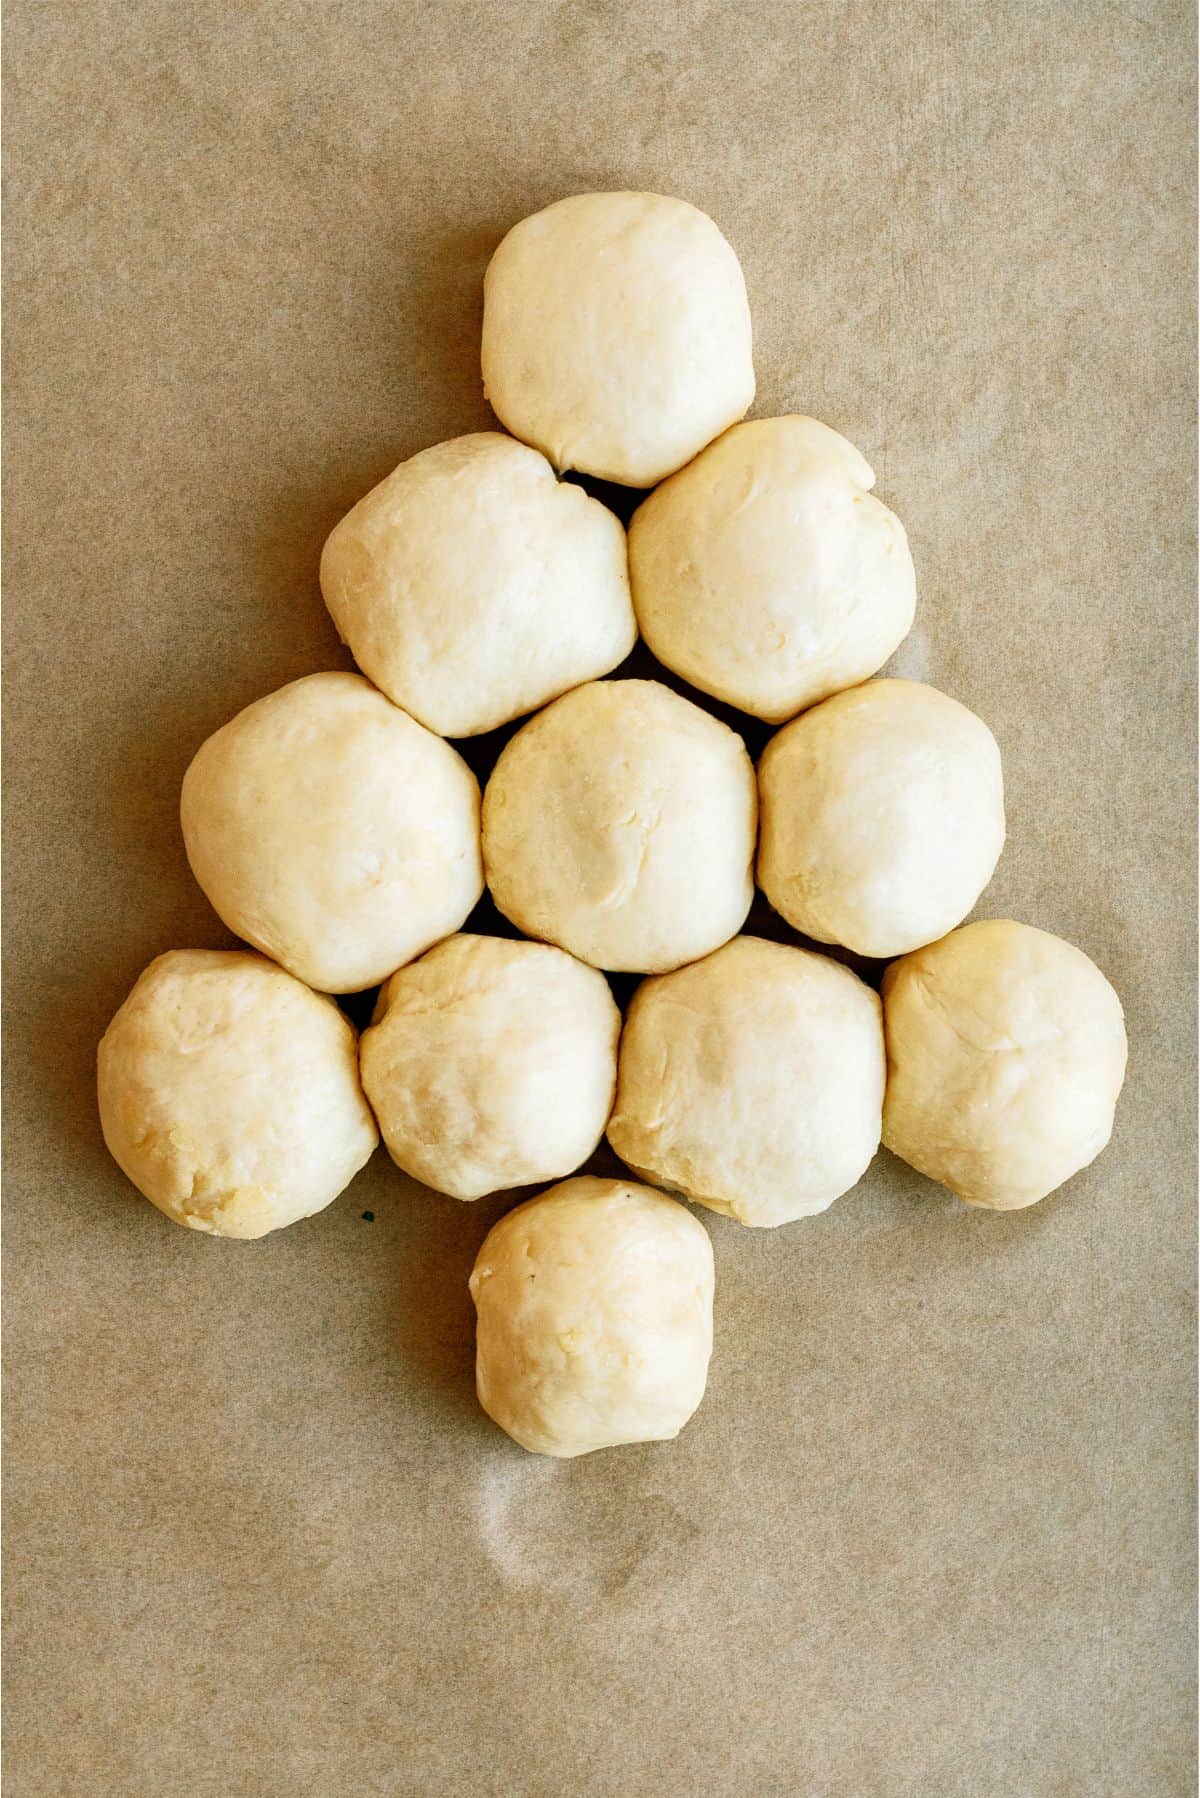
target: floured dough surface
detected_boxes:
[97,949,377,1238]
[629,415,916,720]
[608,935,885,1226]
[181,671,482,993]
[482,191,754,487]
[360,933,619,1201]
[481,679,756,973]
[469,1176,714,1457]
[320,433,635,738]
[882,919,1127,1210]
[758,679,1005,957]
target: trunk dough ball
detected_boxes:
[608,936,886,1227]
[320,433,636,739]
[97,950,377,1239]
[482,191,754,488]
[881,919,1128,1210]
[628,415,916,721]
[481,679,756,974]
[360,934,620,1202]
[469,1177,714,1458]
[181,672,482,994]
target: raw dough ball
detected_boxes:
[481,191,755,487]
[181,672,482,993]
[758,679,1005,958]
[482,679,756,973]
[628,415,916,720]
[882,919,1127,1210]
[469,1176,714,1457]
[97,949,377,1238]
[319,433,636,738]
[360,934,620,1201]
[608,935,885,1226]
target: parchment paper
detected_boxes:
[3,3,1195,1794]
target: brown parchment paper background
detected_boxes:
[3,3,1196,1794]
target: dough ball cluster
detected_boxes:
[98,188,1128,1457]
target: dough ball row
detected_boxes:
[97,188,1128,1462]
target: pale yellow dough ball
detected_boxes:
[469,1177,714,1458]
[482,191,754,487]
[360,934,620,1201]
[882,920,1128,1209]
[97,950,377,1239]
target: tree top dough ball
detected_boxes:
[481,679,756,974]
[360,933,620,1202]
[97,950,377,1239]
[628,415,917,721]
[481,191,755,487]
[882,920,1128,1210]
[181,672,482,994]
[469,1176,715,1457]
[758,679,1005,958]
[319,433,636,738]
[608,935,886,1227]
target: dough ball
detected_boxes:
[319,433,636,738]
[181,672,482,993]
[882,919,1127,1210]
[482,679,756,973]
[608,935,885,1227]
[758,679,1005,958]
[360,934,620,1201]
[469,1176,714,1457]
[481,191,754,487]
[628,415,916,720]
[97,949,377,1239]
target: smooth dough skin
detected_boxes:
[360,934,620,1201]
[882,920,1128,1210]
[319,433,636,738]
[608,936,886,1227]
[181,672,483,994]
[481,192,755,487]
[758,679,1006,958]
[469,1177,714,1457]
[97,950,378,1238]
[482,679,756,973]
[628,415,917,720]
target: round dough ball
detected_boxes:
[319,433,636,738]
[608,935,885,1227]
[482,679,756,973]
[481,191,755,487]
[882,919,1127,1210]
[628,415,917,720]
[758,679,1005,958]
[360,934,620,1201]
[181,672,483,993]
[97,949,377,1238]
[469,1176,714,1457]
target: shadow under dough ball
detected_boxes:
[481,678,757,974]
[97,950,378,1239]
[481,191,755,488]
[882,919,1128,1209]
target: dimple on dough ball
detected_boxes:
[468,1176,714,1457]
[181,672,482,994]
[319,433,636,738]
[360,934,619,1201]
[481,191,755,487]
[881,919,1128,1210]
[628,415,917,720]
[758,679,1005,959]
[97,950,378,1239]
[482,679,756,974]
[608,935,885,1227]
